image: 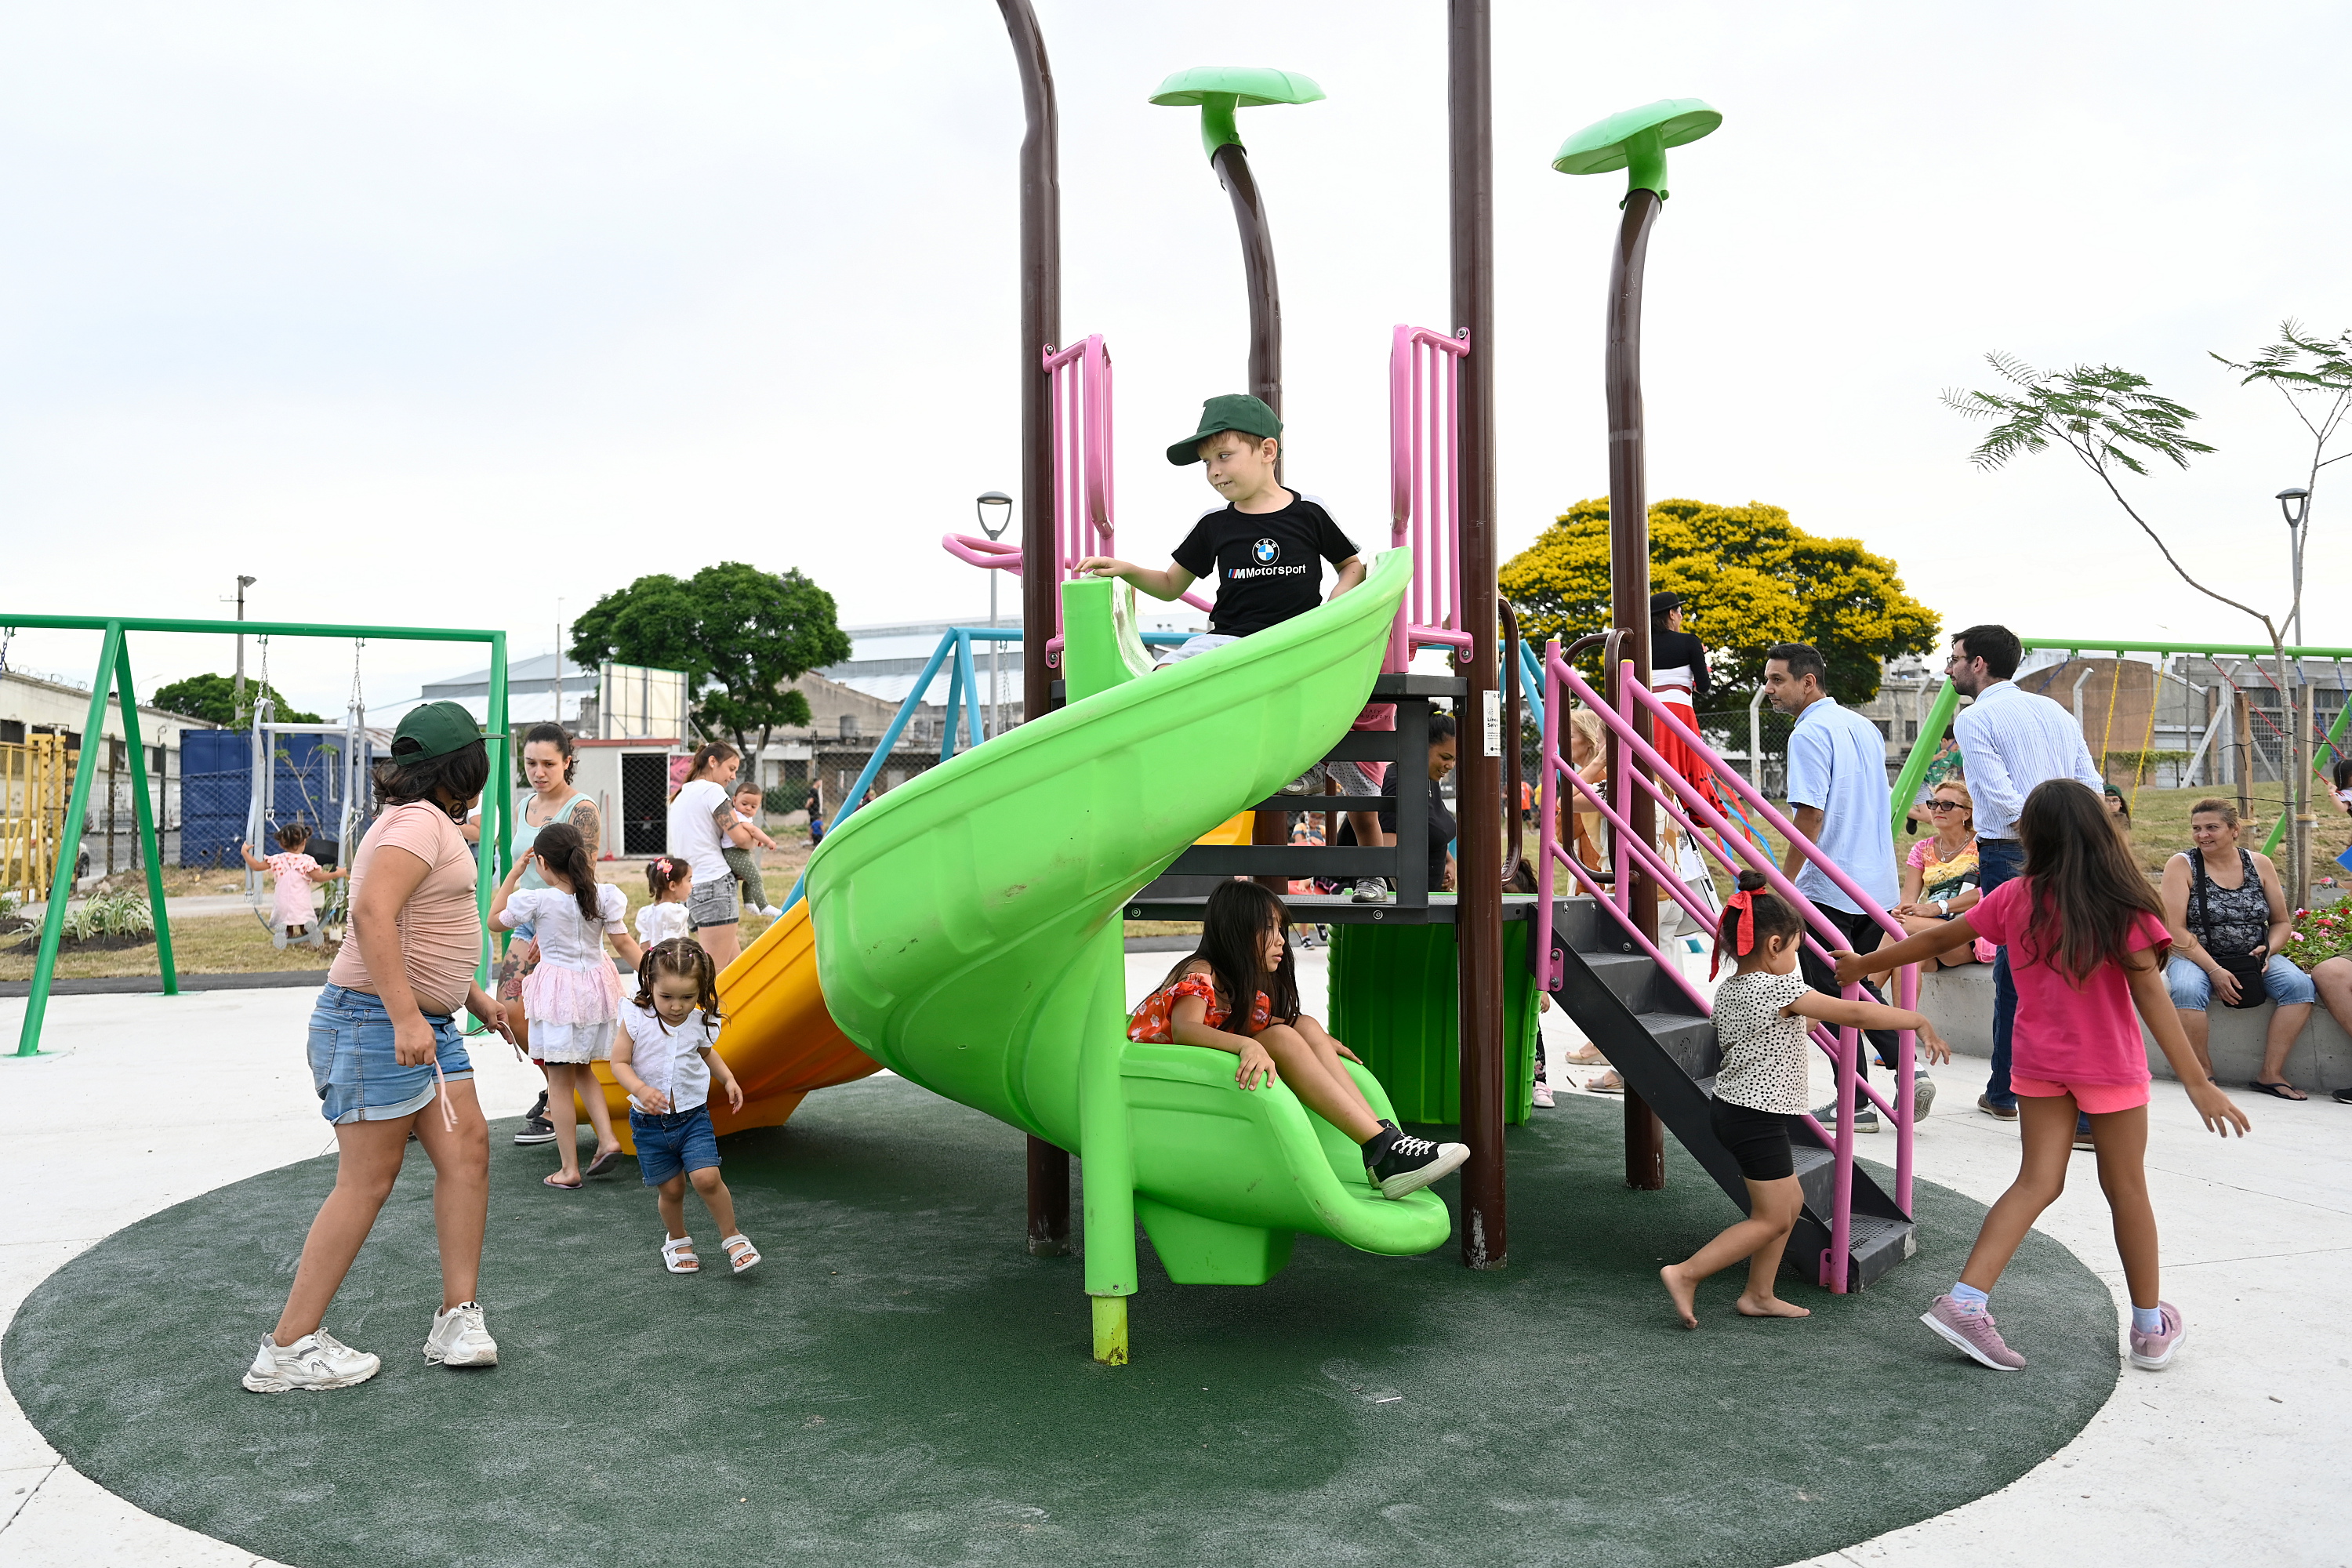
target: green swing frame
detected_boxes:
[3,615,510,1059]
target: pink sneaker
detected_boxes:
[1531,1080,1555,1109]
[1922,1294,2026,1370]
[2129,1301,2184,1370]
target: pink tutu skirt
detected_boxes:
[523,960,624,1027]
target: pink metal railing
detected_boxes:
[942,333,1212,666]
[1389,325,1473,670]
[1533,643,1919,1293]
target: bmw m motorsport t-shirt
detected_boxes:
[1171,492,1362,637]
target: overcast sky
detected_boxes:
[5,2,2350,717]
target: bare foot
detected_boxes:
[1734,1292,1811,1319]
[1661,1265,1698,1329]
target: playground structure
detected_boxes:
[2,617,509,1060]
[1,732,78,905]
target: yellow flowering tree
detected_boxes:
[1501,497,1940,705]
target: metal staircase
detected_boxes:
[1542,895,1917,1289]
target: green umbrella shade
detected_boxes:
[1552,97,1722,198]
[1150,66,1325,158]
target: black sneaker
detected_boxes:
[513,1093,555,1145]
[1367,1133,1470,1200]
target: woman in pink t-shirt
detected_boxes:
[243,702,515,1397]
[1839,779,2249,1377]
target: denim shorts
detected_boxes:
[2163,952,2315,1011]
[685,877,738,929]
[631,1103,720,1185]
[307,983,474,1125]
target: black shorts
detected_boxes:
[1709,1095,1798,1181]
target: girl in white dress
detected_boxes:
[492,823,644,1189]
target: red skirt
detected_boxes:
[1654,694,1713,792]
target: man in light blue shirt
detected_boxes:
[1767,642,1903,1129]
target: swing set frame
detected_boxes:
[2,615,510,1060]
[1892,636,2352,858]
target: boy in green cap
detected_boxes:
[1077,393,1388,901]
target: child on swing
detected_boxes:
[240,821,347,947]
[1660,871,1946,1328]
[490,823,643,1189]
[1838,779,2250,1371]
[1126,880,1468,1198]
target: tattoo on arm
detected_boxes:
[567,800,601,859]
[712,800,736,832]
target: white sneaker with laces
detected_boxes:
[242,1330,381,1392]
[423,1301,499,1367]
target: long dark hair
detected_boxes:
[634,937,722,1023]
[2018,779,2168,982]
[1159,880,1301,1032]
[531,822,602,924]
[372,739,490,822]
[523,723,577,785]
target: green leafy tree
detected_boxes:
[1500,498,1939,705]
[568,563,853,757]
[147,673,322,728]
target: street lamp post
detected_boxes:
[230,575,257,713]
[2279,485,2314,906]
[977,491,1014,738]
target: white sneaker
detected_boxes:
[242,1330,381,1392]
[759,905,783,920]
[1351,878,1391,904]
[423,1301,499,1368]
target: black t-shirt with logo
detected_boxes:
[1171,492,1361,637]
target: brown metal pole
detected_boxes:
[1607,188,1666,1192]
[999,0,1070,1258]
[1209,141,1282,474]
[1450,0,1505,1270]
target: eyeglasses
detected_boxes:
[1922,799,1966,812]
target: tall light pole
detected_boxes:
[229,575,257,715]
[2280,485,2314,905]
[977,490,1013,737]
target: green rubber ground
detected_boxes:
[6,1082,2116,1567]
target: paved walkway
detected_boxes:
[0,957,2342,1566]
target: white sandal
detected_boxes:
[720,1232,760,1275]
[661,1234,699,1274]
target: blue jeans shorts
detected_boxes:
[307,983,474,1125]
[2164,952,2316,1011]
[631,1103,720,1186]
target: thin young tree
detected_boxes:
[2210,323,2352,898]
[1941,354,2314,902]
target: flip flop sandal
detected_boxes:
[662,1235,700,1274]
[1563,1046,1608,1066]
[583,1148,622,1178]
[720,1233,761,1275]
[1585,1072,1626,1096]
[2249,1080,2308,1101]
[543,1173,583,1190]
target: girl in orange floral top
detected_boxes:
[1127,881,1470,1200]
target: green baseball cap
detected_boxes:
[1167,393,1281,465]
[391,699,485,760]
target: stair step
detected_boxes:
[1579,951,1666,1010]
[1632,1011,1715,1078]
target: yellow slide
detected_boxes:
[590,902,881,1152]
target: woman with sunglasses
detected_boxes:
[1886,780,1997,968]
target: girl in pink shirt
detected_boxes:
[1839,779,2249,1376]
[239,821,347,947]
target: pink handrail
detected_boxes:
[1388,325,1474,670]
[940,335,1210,666]
[1533,644,1919,1292]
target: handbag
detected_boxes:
[2193,848,2270,1010]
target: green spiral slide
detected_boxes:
[802,549,1450,1363]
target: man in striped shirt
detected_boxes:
[1947,624,2106,1119]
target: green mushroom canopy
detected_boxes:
[1552,97,1722,200]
